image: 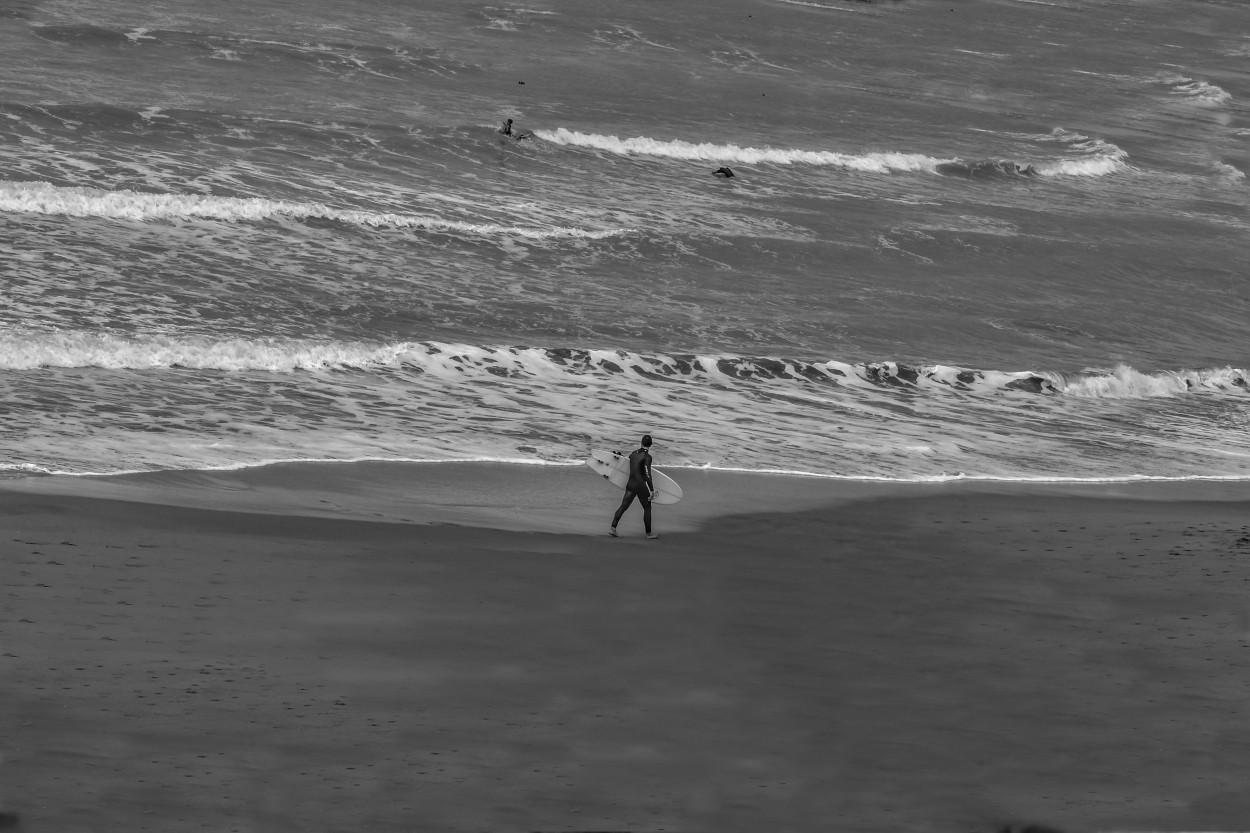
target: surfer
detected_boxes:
[609,434,658,539]
[499,118,531,141]
[714,166,734,178]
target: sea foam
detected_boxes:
[1031,129,1130,177]
[535,128,1129,178]
[534,128,945,172]
[2,332,1247,482]
[1159,74,1233,107]
[0,331,419,371]
[3,331,1244,402]
[0,180,631,239]
[1048,364,1249,398]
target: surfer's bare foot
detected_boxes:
[646,532,659,539]
[609,527,618,537]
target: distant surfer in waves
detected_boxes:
[714,166,734,178]
[610,434,658,539]
[499,118,531,141]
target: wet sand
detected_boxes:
[2,464,1250,833]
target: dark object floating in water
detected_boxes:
[1004,375,1057,394]
[713,166,735,178]
[937,159,1036,178]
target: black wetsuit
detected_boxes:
[611,447,653,533]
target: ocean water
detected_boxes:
[0,0,1247,481]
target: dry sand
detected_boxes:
[3,463,1250,833]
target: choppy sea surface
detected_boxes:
[1,0,1247,482]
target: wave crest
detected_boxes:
[534,128,944,172]
[1031,129,1129,176]
[0,180,630,239]
[1159,74,1232,107]
[535,127,1128,178]
[1048,364,1248,398]
[2,332,1244,401]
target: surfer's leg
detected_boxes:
[611,490,637,529]
[640,493,652,534]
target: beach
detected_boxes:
[4,465,1250,833]
[2,2,1249,829]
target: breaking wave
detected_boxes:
[1158,74,1232,107]
[2,332,1243,400]
[1034,153,1127,177]
[535,128,946,172]
[1030,128,1130,176]
[0,180,631,239]
[534,128,1128,177]
[1048,364,1249,398]
[1215,161,1246,182]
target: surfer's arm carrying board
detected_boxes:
[585,449,683,505]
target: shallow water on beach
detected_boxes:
[1,0,1247,480]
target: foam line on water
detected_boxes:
[0,180,631,239]
[8,456,1250,487]
[0,456,584,479]
[534,128,1130,177]
[1158,73,1233,107]
[534,128,946,172]
[0,333,1245,401]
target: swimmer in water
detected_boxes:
[499,118,531,141]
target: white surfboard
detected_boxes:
[586,449,684,505]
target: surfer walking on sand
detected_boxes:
[610,434,658,539]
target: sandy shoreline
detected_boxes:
[3,463,1250,832]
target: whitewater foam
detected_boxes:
[1,332,1247,482]
[0,180,632,239]
[9,453,1250,488]
[3,331,1244,402]
[1215,161,1245,182]
[534,128,945,172]
[1034,154,1128,177]
[1049,364,1248,398]
[1020,128,1130,176]
[535,128,1129,178]
[0,331,422,371]
[1159,74,1232,107]
[775,0,880,11]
